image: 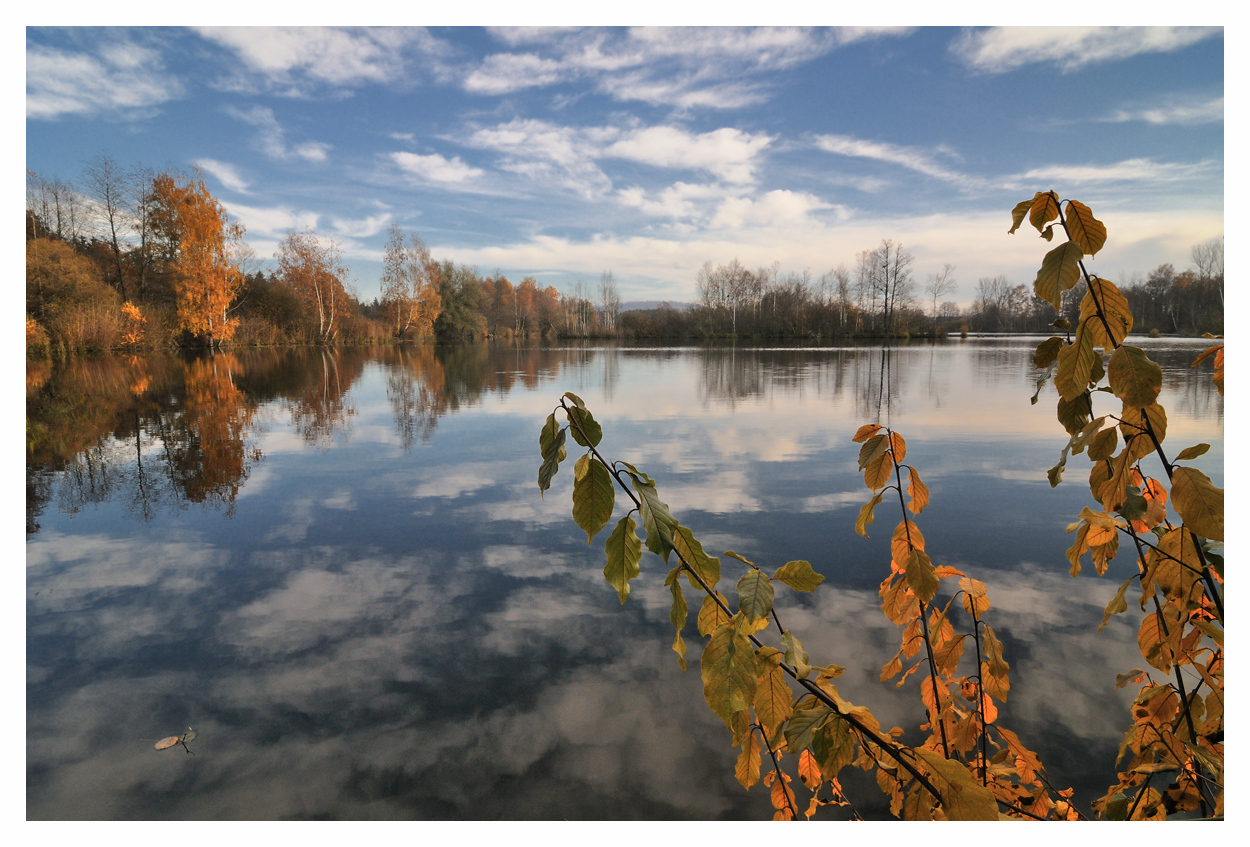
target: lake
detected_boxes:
[25,338,1223,820]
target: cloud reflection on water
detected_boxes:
[27,340,1221,819]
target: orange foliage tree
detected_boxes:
[275,229,351,344]
[149,172,246,346]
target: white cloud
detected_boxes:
[461,120,773,198]
[225,105,331,163]
[26,39,182,119]
[617,182,728,220]
[1105,95,1224,125]
[195,159,250,194]
[953,26,1222,74]
[196,27,450,94]
[606,127,773,185]
[709,190,832,230]
[467,27,910,110]
[330,214,391,239]
[464,53,568,94]
[391,151,484,184]
[1006,157,1219,188]
[221,201,319,241]
[815,134,967,183]
[464,119,615,198]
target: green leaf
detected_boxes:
[1088,426,1118,462]
[906,549,939,605]
[782,629,811,679]
[1170,467,1224,542]
[1174,443,1210,462]
[811,716,856,780]
[773,560,824,592]
[673,525,720,590]
[911,748,999,821]
[1064,199,1107,256]
[629,473,678,561]
[723,550,755,568]
[1034,336,1063,369]
[566,404,602,448]
[603,515,642,604]
[1034,240,1083,310]
[701,618,758,723]
[1108,345,1162,410]
[1055,322,1097,402]
[538,420,567,497]
[1056,394,1091,437]
[668,570,688,671]
[562,391,586,409]
[783,703,832,753]
[698,592,732,637]
[1082,277,1133,349]
[737,570,775,622]
[855,491,884,537]
[572,454,614,543]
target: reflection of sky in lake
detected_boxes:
[26,339,1222,819]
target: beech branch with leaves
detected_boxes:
[536,192,1222,820]
[1011,191,1223,820]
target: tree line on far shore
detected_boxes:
[26,156,1222,357]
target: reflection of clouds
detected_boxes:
[800,490,864,513]
[28,343,1222,819]
[412,467,497,499]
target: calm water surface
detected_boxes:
[26,339,1223,819]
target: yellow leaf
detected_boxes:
[852,423,882,443]
[1170,467,1224,542]
[798,749,822,790]
[907,467,929,515]
[911,748,1000,821]
[889,431,906,463]
[1064,199,1107,256]
[736,731,761,789]
[1082,277,1133,349]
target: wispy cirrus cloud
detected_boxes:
[1004,157,1220,189]
[953,26,1222,74]
[1104,95,1224,125]
[815,134,968,184]
[196,26,454,95]
[195,159,250,193]
[468,27,912,110]
[26,36,183,120]
[225,105,331,163]
[462,119,774,198]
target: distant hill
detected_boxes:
[618,300,696,312]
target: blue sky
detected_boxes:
[25,25,1225,306]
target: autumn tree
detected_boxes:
[275,229,351,343]
[380,223,441,339]
[149,171,246,346]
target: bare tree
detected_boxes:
[599,269,621,332]
[1191,236,1224,308]
[83,152,132,296]
[923,263,957,322]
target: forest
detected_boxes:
[26,156,1223,355]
